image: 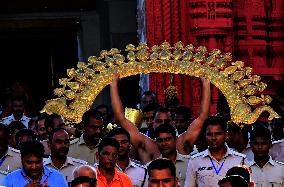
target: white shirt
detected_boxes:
[184,145,248,187]
[2,114,30,128]
[116,159,148,187]
[249,156,284,187]
[44,156,88,182]
[270,139,284,162]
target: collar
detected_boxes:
[249,156,275,167]
[44,156,75,169]
[96,167,121,182]
[21,166,53,181]
[10,114,29,122]
[158,152,188,162]
[203,144,233,159]
[6,147,16,157]
[78,134,86,145]
[116,159,139,171]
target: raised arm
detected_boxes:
[177,78,210,155]
[110,76,160,164]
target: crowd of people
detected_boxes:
[0,76,283,187]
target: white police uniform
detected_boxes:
[2,114,31,128]
[249,156,284,187]
[0,147,21,173]
[44,156,88,183]
[270,139,284,162]
[184,145,248,187]
[117,159,148,187]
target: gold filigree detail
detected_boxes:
[41,41,281,125]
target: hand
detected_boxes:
[110,73,120,87]
[200,77,210,85]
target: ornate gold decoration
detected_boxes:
[124,107,143,126]
[41,41,280,125]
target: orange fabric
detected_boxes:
[96,168,133,187]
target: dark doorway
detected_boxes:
[0,22,79,117]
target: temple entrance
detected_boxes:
[0,23,79,116]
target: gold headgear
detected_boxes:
[41,41,280,125]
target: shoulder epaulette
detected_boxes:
[190,150,206,159]
[231,150,246,158]
[131,159,146,168]
[70,138,80,145]
[10,147,20,154]
[275,160,284,165]
[272,139,283,145]
[72,158,88,165]
[0,170,8,175]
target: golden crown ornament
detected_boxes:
[41,41,281,125]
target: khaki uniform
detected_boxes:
[270,139,284,162]
[2,114,30,128]
[249,156,284,187]
[68,135,98,165]
[117,159,148,187]
[184,145,248,187]
[0,147,21,173]
[43,156,88,182]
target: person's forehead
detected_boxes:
[150,168,173,178]
[53,130,69,140]
[155,112,171,119]
[102,145,118,152]
[114,134,128,140]
[157,132,173,138]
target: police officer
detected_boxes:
[248,126,284,186]
[107,128,148,187]
[2,96,30,128]
[68,109,104,165]
[44,128,88,183]
[0,123,21,173]
[184,117,248,187]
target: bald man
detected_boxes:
[73,165,97,179]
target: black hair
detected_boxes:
[148,158,176,178]
[142,90,157,98]
[106,127,130,141]
[204,116,227,132]
[44,113,62,130]
[154,124,177,138]
[226,165,251,184]
[174,105,192,121]
[20,140,44,158]
[82,109,103,126]
[250,125,271,142]
[48,128,68,142]
[142,103,161,113]
[218,175,249,187]
[227,122,249,141]
[95,104,109,113]
[98,137,120,153]
[11,95,27,106]
[15,129,36,146]
[0,123,10,135]
[8,121,26,134]
[71,176,97,187]
[34,113,48,131]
